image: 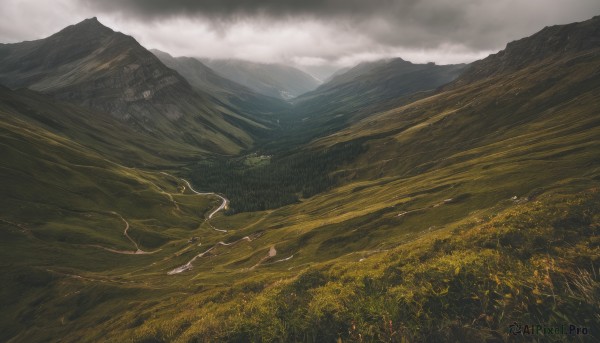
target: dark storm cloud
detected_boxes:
[80,0,409,19]
[78,0,600,51]
[2,0,600,76]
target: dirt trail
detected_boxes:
[106,212,154,254]
[168,236,256,275]
[249,246,277,270]
[396,198,455,217]
[274,255,294,263]
[160,172,229,231]
[87,244,160,255]
[178,178,229,220]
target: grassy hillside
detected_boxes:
[0,15,599,343]
[0,87,202,165]
[266,59,466,151]
[82,185,600,342]
[0,18,274,155]
[0,87,231,341]
[151,49,291,128]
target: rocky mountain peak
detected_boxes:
[449,16,600,87]
[52,17,114,41]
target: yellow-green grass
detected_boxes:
[42,184,597,343]
[2,25,600,342]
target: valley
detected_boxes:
[0,13,599,343]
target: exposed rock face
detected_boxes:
[0,17,194,124]
[450,15,600,87]
[0,18,268,154]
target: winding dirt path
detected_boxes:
[94,211,156,254]
[159,172,229,231]
[249,246,277,270]
[168,235,256,275]
[87,244,160,255]
[177,178,229,220]
[110,212,138,251]
[396,198,455,217]
[274,254,294,263]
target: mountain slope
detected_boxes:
[0,18,271,155]
[151,49,253,97]
[0,86,200,166]
[202,58,321,100]
[129,16,599,341]
[0,85,225,341]
[151,49,290,127]
[315,60,388,90]
[266,58,466,151]
[295,58,466,110]
[449,15,600,87]
[1,14,600,343]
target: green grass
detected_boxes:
[1,23,599,342]
[49,185,597,343]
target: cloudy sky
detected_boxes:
[1,0,599,79]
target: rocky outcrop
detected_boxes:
[449,15,600,87]
[0,18,267,154]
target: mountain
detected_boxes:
[1,14,600,343]
[0,18,272,155]
[202,58,321,100]
[296,64,344,83]
[317,60,388,89]
[151,49,254,97]
[151,49,290,125]
[321,65,351,83]
[449,15,600,87]
[161,15,600,341]
[297,58,466,107]
[266,58,466,150]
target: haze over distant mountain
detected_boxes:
[1,12,600,343]
[201,58,321,100]
[295,64,344,83]
[0,18,271,155]
[151,49,253,97]
[303,58,466,104]
[151,49,290,122]
[321,66,352,83]
[272,58,466,147]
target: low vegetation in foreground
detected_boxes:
[1,14,600,343]
[85,186,598,342]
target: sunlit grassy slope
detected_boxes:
[1,16,599,343]
[265,59,466,151]
[0,86,204,165]
[0,87,228,341]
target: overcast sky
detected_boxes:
[1,0,599,79]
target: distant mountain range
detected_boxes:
[299,58,466,105]
[0,17,278,155]
[268,57,467,148]
[1,14,599,343]
[150,49,290,127]
[201,58,321,100]
[151,49,260,98]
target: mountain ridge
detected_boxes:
[260,57,467,151]
[150,49,291,127]
[449,15,600,87]
[202,58,321,100]
[0,17,274,155]
[0,13,599,343]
